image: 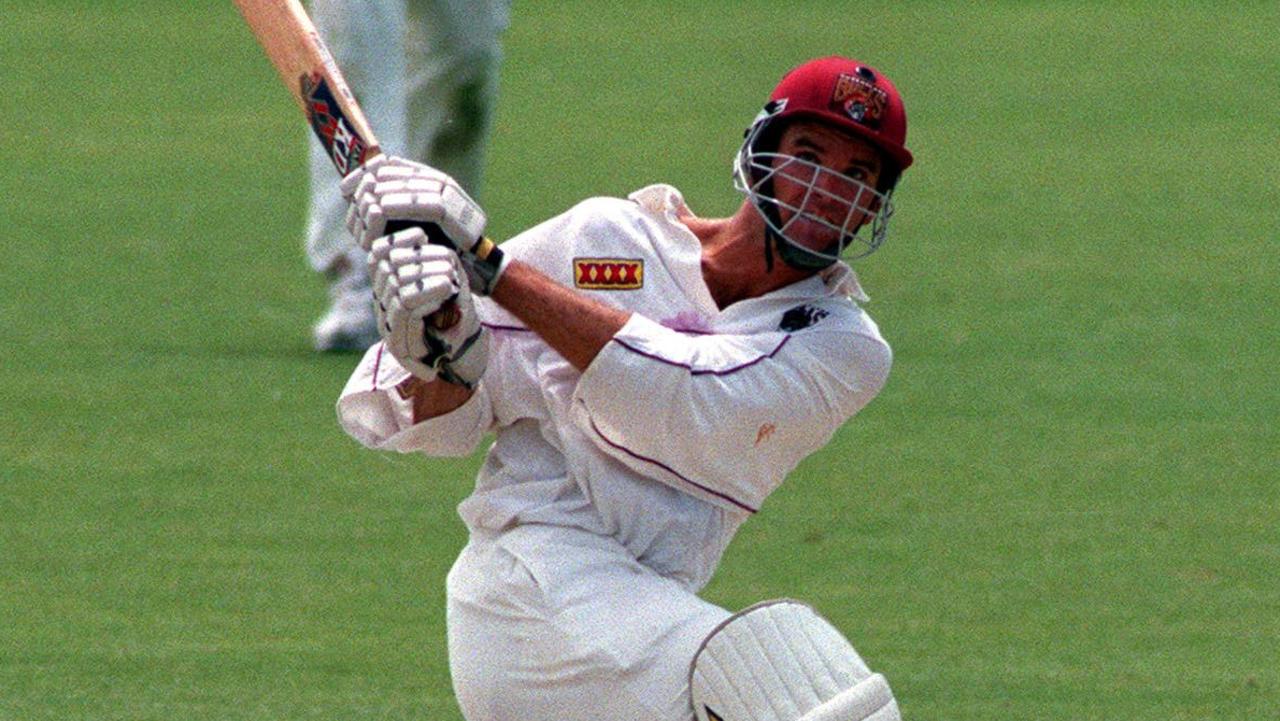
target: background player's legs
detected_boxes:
[403,0,509,197]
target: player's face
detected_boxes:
[769,121,884,252]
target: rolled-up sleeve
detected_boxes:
[336,342,494,456]
[570,313,890,513]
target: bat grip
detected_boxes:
[383,219,446,242]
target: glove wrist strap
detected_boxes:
[465,237,507,296]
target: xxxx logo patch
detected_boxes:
[574,258,644,290]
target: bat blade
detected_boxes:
[231,0,381,175]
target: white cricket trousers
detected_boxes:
[446,524,731,721]
[305,0,510,272]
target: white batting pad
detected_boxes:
[689,600,900,721]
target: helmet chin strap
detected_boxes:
[773,230,839,271]
[758,208,839,274]
[764,228,775,273]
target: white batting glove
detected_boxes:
[341,156,508,295]
[369,227,489,388]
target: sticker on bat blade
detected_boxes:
[301,71,370,175]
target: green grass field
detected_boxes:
[3,1,1277,719]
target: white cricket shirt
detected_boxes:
[337,185,891,590]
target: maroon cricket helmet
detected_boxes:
[765,56,913,173]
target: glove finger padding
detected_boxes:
[348,195,386,251]
[371,229,488,387]
[376,183,484,248]
[342,155,390,251]
[374,227,452,380]
[345,156,487,254]
[395,264,457,313]
[369,260,394,309]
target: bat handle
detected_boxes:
[381,220,467,249]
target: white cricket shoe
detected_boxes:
[312,251,379,352]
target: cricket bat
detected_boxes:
[231,0,380,176]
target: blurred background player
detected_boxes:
[307,0,512,351]
[338,55,914,721]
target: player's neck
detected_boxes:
[689,205,812,310]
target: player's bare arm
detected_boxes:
[490,260,631,372]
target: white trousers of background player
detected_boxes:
[305,0,510,274]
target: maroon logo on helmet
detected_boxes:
[833,72,888,127]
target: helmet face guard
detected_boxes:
[733,107,895,265]
[733,57,912,270]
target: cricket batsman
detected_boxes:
[335,56,915,721]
